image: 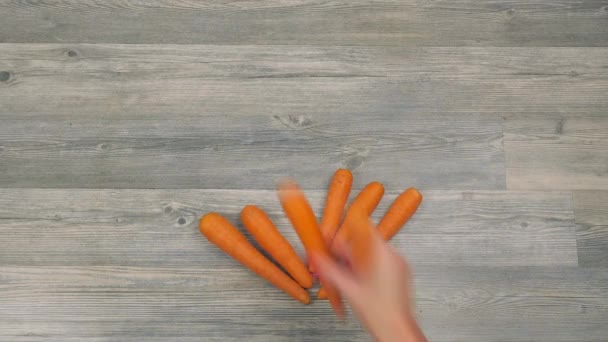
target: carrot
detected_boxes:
[377,188,422,241]
[317,288,328,300]
[199,212,310,305]
[277,180,344,316]
[350,181,385,215]
[241,205,313,288]
[333,181,384,244]
[319,169,353,245]
[308,169,353,274]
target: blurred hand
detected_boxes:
[314,229,426,342]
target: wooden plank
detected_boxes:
[4,44,608,189]
[1,45,607,117]
[0,113,504,189]
[2,43,523,190]
[574,191,608,266]
[505,117,608,190]
[0,266,606,341]
[416,266,608,342]
[0,189,577,267]
[574,191,608,226]
[0,267,364,342]
[0,1,607,46]
[576,225,608,267]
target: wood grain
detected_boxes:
[4,44,608,189]
[1,1,607,46]
[415,266,608,342]
[0,189,577,267]
[505,117,608,190]
[1,44,607,117]
[0,113,504,189]
[576,225,608,267]
[1,266,606,341]
[2,1,607,340]
[574,191,608,226]
[574,191,608,266]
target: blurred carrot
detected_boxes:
[241,205,313,288]
[319,169,353,245]
[309,169,353,274]
[317,287,328,299]
[333,181,384,243]
[278,180,344,317]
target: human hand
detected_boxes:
[314,226,426,342]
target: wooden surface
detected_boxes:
[0,190,578,267]
[2,1,608,46]
[2,266,607,342]
[505,117,608,190]
[1,45,607,117]
[574,192,608,267]
[1,0,607,341]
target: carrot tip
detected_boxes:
[277,178,298,191]
[300,278,313,289]
[300,294,311,305]
[317,288,328,300]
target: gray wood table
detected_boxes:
[1,1,607,341]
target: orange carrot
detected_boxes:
[317,288,328,299]
[350,181,385,215]
[199,212,310,305]
[308,169,353,274]
[377,188,422,241]
[333,181,384,244]
[277,180,344,316]
[241,205,313,289]
[319,169,353,245]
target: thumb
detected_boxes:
[313,253,361,302]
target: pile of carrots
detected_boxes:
[199,169,422,313]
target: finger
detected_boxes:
[316,254,376,330]
[330,237,353,262]
[313,253,361,301]
[370,227,396,262]
[370,226,385,251]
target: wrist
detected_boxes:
[374,313,426,342]
[401,314,427,342]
